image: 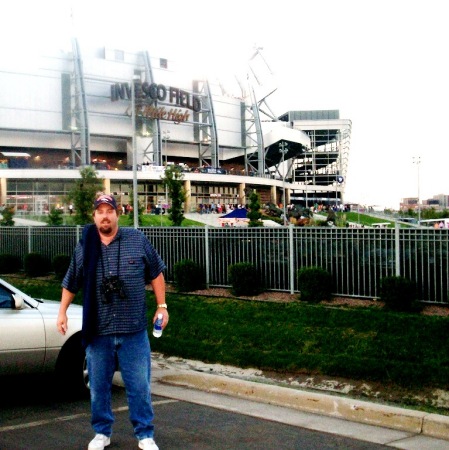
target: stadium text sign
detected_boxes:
[111,81,201,123]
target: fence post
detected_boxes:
[395,222,401,276]
[204,226,210,288]
[27,226,32,254]
[289,224,295,294]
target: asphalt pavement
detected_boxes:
[0,387,390,450]
[144,354,449,449]
[1,358,449,449]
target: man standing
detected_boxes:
[57,193,168,450]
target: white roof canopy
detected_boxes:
[0,152,31,157]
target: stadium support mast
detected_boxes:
[140,51,160,165]
[245,46,278,176]
[193,79,219,168]
[70,37,90,167]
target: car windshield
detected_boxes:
[0,285,13,308]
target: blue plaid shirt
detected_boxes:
[63,227,166,336]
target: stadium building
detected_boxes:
[0,39,352,215]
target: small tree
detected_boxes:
[0,206,15,226]
[247,190,263,227]
[66,166,104,225]
[161,165,186,226]
[47,207,64,226]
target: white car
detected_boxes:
[0,277,88,394]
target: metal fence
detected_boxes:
[1,225,448,304]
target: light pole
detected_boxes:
[413,156,421,224]
[162,130,170,212]
[335,178,338,205]
[162,130,170,167]
[336,175,344,209]
[279,141,288,225]
[131,77,139,228]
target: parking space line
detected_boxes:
[0,399,178,433]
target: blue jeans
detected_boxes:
[86,329,154,440]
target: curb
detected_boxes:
[159,372,449,441]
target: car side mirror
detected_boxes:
[12,294,24,310]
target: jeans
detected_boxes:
[86,329,154,440]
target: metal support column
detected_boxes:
[70,37,90,167]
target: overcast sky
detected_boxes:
[3,0,448,209]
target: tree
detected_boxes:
[47,207,63,226]
[0,206,15,226]
[161,165,186,226]
[247,190,263,227]
[66,166,104,225]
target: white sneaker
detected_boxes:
[88,434,111,450]
[138,437,159,450]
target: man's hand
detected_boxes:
[153,309,169,329]
[57,287,76,335]
[57,313,68,335]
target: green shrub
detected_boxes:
[380,276,420,312]
[47,207,64,226]
[228,262,263,296]
[24,253,51,277]
[297,266,333,303]
[173,259,204,292]
[0,206,15,226]
[52,254,71,280]
[0,253,22,274]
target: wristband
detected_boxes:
[156,303,168,309]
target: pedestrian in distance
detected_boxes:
[56,193,168,450]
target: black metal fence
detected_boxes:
[1,225,448,303]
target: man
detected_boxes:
[57,193,168,450]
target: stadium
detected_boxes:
[0,39,352,216]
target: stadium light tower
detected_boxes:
[279,141,288,225]
[162,130,170,210]
[131,76,139,229]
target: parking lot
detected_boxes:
[0,375,395,450]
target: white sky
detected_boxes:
[3,0,448,209]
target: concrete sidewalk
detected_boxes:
[185,212,222,227]
[133,354,449,448]
[13,217,47,226]
[0,214,47,226]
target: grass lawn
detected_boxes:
[4,274,449,416]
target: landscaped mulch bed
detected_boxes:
[165,284,449,316]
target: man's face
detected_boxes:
[94,203,118,236]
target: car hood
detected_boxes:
[36,298,83,316]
